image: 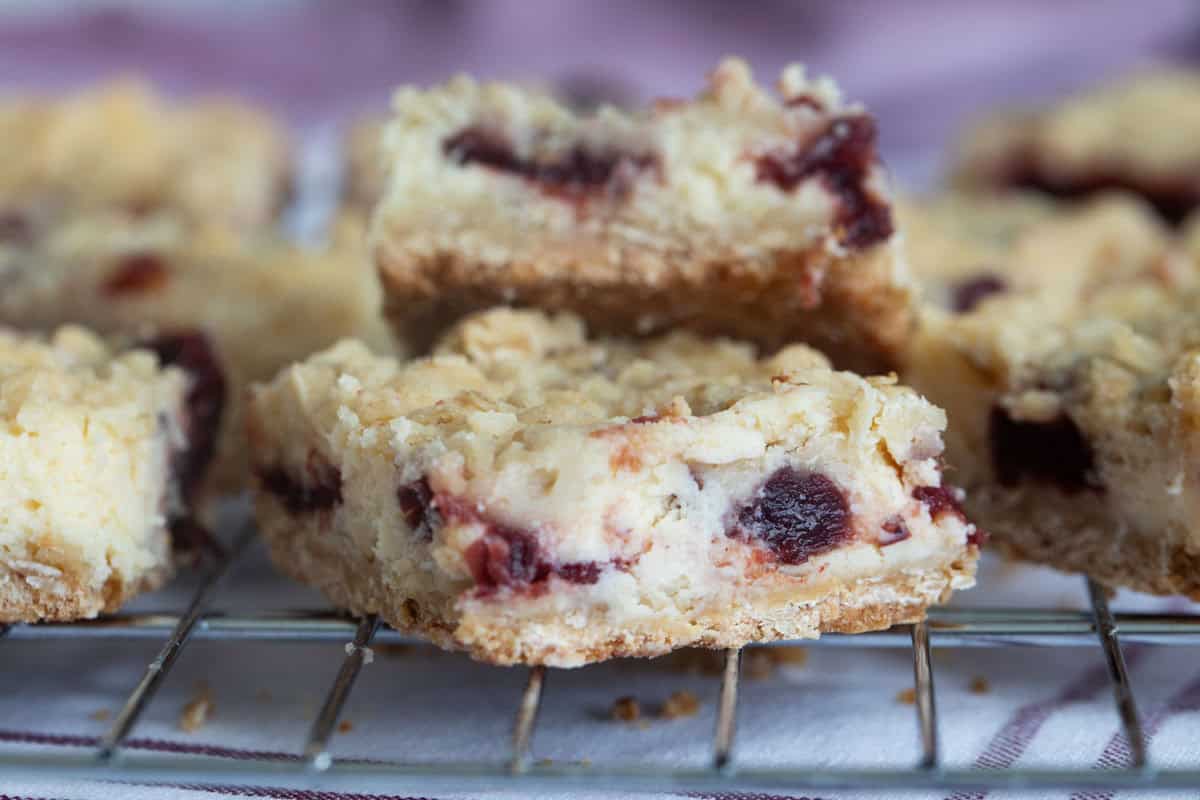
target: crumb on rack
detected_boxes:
[337,719,354,733]
[896,687,916,705]
[180,681,214,732]
[659,690,700,719]
[89,709,111,722]
[610,695,641,721]
[969,676,990,694]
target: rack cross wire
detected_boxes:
[1,522,1198,794]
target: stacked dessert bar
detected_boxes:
[249,58,981,666]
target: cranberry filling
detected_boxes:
[442,125,655,201]
[556,561,603,584]
[754,115,893,249]
[998,155,1200,225]
[950,273,1008,313]
[140,332,225,500]
[464,525,551,591]
[880,516,911,546]
[912,485,967,523]
[730,467,852,564]
[258,452,343,515]
[103,252,169,295]
[397,478,435,539]
[438,492,620,595]
[989,406,1100,492]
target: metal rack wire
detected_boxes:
[1,522,1197,794]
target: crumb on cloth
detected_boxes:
[180,682,214,732]
[659,690,700,719]
[610,696,641,721]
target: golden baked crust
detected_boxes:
[370,58,913,372]
[262,514,974,666]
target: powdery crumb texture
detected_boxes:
[248,308,978,666]
[0,326,188,622]
[371,56,913,371]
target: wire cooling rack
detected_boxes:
[2,521,1200,794]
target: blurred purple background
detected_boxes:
[2,0,1199,180]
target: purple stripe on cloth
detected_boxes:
[944,647,1146,800]
[0,728,300,762]
[1069,668,1200,800]
[687,794,833,800]
[138,783,440,800]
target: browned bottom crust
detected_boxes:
[990,523,1200,599]
[377,242,912,374]
[0,560,171,623]
[258,499,975,667]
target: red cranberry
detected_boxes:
[880,516,911,546]
[629,415,660,424]
[258,452,343,515]
[730,468,852,564]
[464,525,551,593]
[139,332,225,500]
[989,407,1100,492]
[754,115,893,249]
[556,561,602,584]
[103,253,169,295]
[950,273,1008,313]
[912,485,967,523]
[442,125,656,200]
[397,478,434,539]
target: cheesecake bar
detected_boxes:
[0,326,214,620]
[0,78,291,236]
[371,58,913,371]
[248,309,979,667]
[953,69,1200,223]
[0,211,393,496]
[904,191,1200,595]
